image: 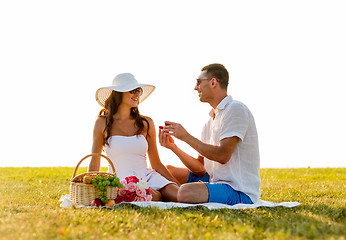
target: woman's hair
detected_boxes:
[98,91,150,146]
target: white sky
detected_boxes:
[0,0,345,169]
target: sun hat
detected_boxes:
[95,73,156,107]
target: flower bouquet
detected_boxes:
[115,176,152,203]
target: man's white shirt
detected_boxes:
[201,95,261,202]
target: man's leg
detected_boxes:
[177,182,209,203]
[159,183,179,202]
[177,182,253,205]
[166,165,190,185]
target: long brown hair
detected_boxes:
[98,91,150,146]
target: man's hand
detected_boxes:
[161,122,239,165]
[163,121,191,142]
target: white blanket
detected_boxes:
[59,194,300,210]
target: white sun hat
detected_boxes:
[95,73,156,107]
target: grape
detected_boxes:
[91,174,123,203]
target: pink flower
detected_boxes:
[136,187,146,197]
[125,176,139,184]
[118,188,129,197]
[126,182,136,192]
[116,175,152,203]
[146,195,152,201]
[135,196,147,202]
[118,188,126,197]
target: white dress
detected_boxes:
[105,135,174,190]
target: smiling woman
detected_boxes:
[88,73,180,202]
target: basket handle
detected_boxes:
[72,153,116,178]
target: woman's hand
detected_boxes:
[159,127,177,150]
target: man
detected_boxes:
[159,63,261,205]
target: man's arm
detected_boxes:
[164,121,239,164]
[184,134,239,164]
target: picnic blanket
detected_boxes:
[59,194,300,210]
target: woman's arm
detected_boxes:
[88,117,105,172]
[159,130,206,176]
[144,116,181,186]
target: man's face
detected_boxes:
[195,70,212,102]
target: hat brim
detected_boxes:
[96,84,155,107]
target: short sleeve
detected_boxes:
[219,102,250,141]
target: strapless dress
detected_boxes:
[105,135,174,190]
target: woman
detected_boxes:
[88,73,179,202]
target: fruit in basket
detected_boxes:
[104,199,116,208]
[91,198,103,207]
[91,175,124,204]
[83,175,93,184]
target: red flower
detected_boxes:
[145,188,151,195]
[125,176,139,184]
[123,191,137,202]
[115,196,124,204]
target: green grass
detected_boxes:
[0,167,345,240]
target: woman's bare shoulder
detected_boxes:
[142,115,154,124]
[94,116,106,130]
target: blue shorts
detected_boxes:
[187,171,210,183]
[205,183,253,205]
[187,171,253,205]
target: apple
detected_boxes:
[159,126,163,129]
[90,198,103,207]
[104,199,116,208]
[83,175,93,184]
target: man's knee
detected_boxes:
[177,183,209,203]
[177,184,191,203]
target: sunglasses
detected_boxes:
[129,87,143,95]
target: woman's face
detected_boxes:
[121,87,143,108]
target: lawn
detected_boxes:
[0,167,345,239]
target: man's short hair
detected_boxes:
[201,63,229,90]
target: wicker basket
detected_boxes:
[69,153,118,206]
